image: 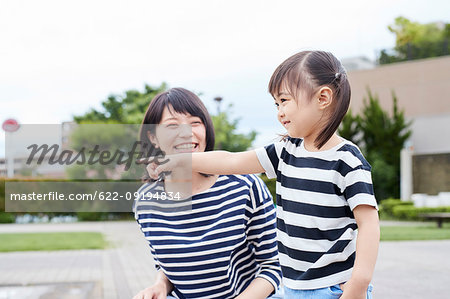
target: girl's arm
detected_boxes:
[192,150,265,174]
[341,204,379,299]
[149,150,265,179]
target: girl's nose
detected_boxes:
[277,107,285,118]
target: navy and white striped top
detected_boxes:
[255,137,378,290]
[134,174,282,299]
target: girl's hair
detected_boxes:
[268,50,351,149]
[139,87,215,181]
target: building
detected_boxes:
[346,55,450,202]
[0,122,77,178]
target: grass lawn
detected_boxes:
[0,232,106,252]
[381,222,450,241]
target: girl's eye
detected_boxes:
[280,98,287,103]
[191,121,202,126]
[166,124,179,128]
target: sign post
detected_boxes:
[2,119,20,178]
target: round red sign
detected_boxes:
[2,119,20,132]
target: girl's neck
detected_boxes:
[302,133,342,152]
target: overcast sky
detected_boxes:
[1,0,449,157]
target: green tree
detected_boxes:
[338,109,360,145]
[212,105,257,152]
[379,16,450,64]
[70,83,168,181]
[358,89,412,200]
[74,83,168,124]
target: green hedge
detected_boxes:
[0,179,12,223]
[379,198,450,220]
[392,205,450,220]
[0,179,5,212]
[379,198,414,217]
[0,212,15,223]
[0,178,134,222]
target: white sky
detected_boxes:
[1,0,449,157]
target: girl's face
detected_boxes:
[274,86,323,140]
[149,105,207,155]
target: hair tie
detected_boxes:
[335,72,341,80]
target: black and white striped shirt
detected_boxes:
[255,137,377,290]
[134,174,282,298]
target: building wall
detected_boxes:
[410,114,450,154]
[347,55,450,118]
[347,56,450,197]
[413,153,450,195]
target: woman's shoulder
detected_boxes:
[222,174,268,190]
[137,180,164,194]
[223,173,257,182]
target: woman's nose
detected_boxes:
[178,124,193,138]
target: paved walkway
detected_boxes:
[0,221,157,299]
[0,221,449,298]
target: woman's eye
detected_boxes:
[166,124,179,128]
[191,121,202,126]
[280,98,287,103]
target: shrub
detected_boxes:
[260,174,276,205]
[76,212,110,221]
[0,212,15,223]
[379,198,413,217]
[392,206,450,220]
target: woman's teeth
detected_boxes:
[175,143,196,150]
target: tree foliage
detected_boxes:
[212,105,257,152]
[339,89,412,201]
[379,16,450,64]
[69,84,257,179]
[73,83,168,124]
[338,109,360,144]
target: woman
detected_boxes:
[133,88,282,299]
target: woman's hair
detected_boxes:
[268,50,351,149]
[139,87,215,181]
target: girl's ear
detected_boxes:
[147,131,159,148]
[317,87,333,110]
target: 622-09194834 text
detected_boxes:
[8,191,182,201]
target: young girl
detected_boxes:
[147,51,379,299]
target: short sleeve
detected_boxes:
[343,165,378,211]
[255,141,285,179]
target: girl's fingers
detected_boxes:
[146,163,160,180]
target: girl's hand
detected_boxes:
[339,279,368,299]
[139,153,191,180]
[132,280,168,299]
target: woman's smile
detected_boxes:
[174,142,199,152]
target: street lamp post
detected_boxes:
[214,96,223,115]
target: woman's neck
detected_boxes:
[191,172,218,194]
[164,171,218,198]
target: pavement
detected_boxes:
[0,220,449,299]
[0,221,157,299]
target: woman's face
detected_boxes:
[149,105,207,155]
